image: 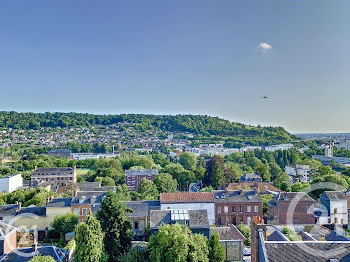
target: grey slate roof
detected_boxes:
[124,202,149,217]
[210,226,245,241]
[265,242,350,262]
[71,191,106,205]
[150,209,209,229]
[322,191,346,200]
[214,190,262,202]
[16,207,46,217]
[77,182,101,191]
[34,167,73,173]
[125,169,158,176]
[276,192,315,202]
[267,230,288,241]
[46,198,72,208]
[325,231,350,242]
[1,246,68,262]
[0,204,18,216]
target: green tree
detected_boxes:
[188,234,209,262]
[291,182,310,192]
[237,224,251,246]
[261,194,273,215]
[154,173,178,193]
[208,232,225,262]
[51,212,79,239]
[148,224,191,262]
[137,178,159,200]
[282,227,302,241]
[269,163,282,179]
[274,173,291,191]
[119,246,149,262]
[75,213,107,262]
[255,163,271,182]
[179,152,198,171]
[96,191,133,262]
[212,162,225,188]
[225,162,242,182]
[29,256,56,262]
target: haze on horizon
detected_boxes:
[1,0,350,134]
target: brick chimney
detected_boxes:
[250,216,267,262]
[15,201,22,211]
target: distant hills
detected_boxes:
[0,111,295,146]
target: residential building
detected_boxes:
[160,192,215,224]
[285,164,313,184]
[31,167,77,186]
[319,191,348,225]
[48,149,72,158]
[214,190,263,226]
[125,169,158,191]
[71,191,106,222]
[266,192,315,224]
[312,155,350,166]
[240,173,262,183]
[150,209,210,238]
[345,190,350,224]
[46,198,72,227]
[0,174,23,193]
[13,206,48,241]
[123,201,160,240]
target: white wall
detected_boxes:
[160,203,215,225]
[330,200,348,224]
[0,174,23,193]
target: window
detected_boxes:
[134,221,139,230]
[254,206,258,213]
[82,208,88,216]
[334,217,338,224]
[232,206,236,213]
[217,206,221,214]
[334,208,337,214]
[239,206,243,213]
[218,217,222,225]
[74,208,80,216]
[224,206,228,214]
[247,206,251,213]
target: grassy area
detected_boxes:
[76,168,90,176]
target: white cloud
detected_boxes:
[258,42,272,52]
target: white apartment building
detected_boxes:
[285,165,313,184]
[319,191,348,225]
[0,174,23,193]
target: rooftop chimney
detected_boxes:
[16,202,22,211]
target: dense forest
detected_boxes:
[0,111,295,145]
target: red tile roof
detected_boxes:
[160,192,214,203]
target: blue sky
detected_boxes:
[0,0,349,133]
